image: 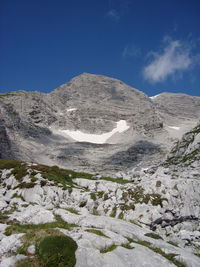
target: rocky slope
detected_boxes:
[0,123,200,266]
[1,73,200,174]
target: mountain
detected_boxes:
[0,74,200,266]
[0,122,199,266]
[0,73,200,175]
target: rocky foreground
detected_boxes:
[0,123,200,266]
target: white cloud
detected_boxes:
[143,39,192,83]
[106,9,120,22]
[122,44,141,58]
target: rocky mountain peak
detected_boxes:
[0,74,200,174]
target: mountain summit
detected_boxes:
[0,73,200,174]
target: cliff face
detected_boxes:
[165,123,200,166]
[0,117,11,159]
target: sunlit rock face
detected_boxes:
[0,73,200,174]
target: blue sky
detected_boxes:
[0,0,200,96]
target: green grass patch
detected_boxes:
[129,220,142,227]
[0,160,27,181]
[125,186,168,207]
[100,243,134,253]
[100,244,118,253]
[37,163,93,180]
[101,177,131,184]
[167,241,178,247]
[65,208,80,215]
[0,159,22,170]
[17,182,36,189]
[5,220,77,236]
[121,243,134,249]
[120,203,135,211]
[0,160,129,192]
[11,193,25,201]
[11,165,28,182]
[31,164,94,189]
[85,229,109,238]
[144,232,163,240]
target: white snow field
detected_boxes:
[168,126,180,130]
[58,120,130,144]
[149,94,161,99]
[67,108,77,112]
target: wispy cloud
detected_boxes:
[106,0,131,22]
[122,44,141,58]
[106,9,120,22]
[143,38,193,83]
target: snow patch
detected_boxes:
[149,94,160,99]
[67,108,77,112]
[58,120,129,144]
[168,126,180,130]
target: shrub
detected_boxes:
[156,181,161,187]
[151,195,168,207]
[120,203,135,211]
[118,212,124,219]
[36,235,77,267]
[103,193,109,201]
[110,207,117,217]
[40,180,47,187]
[90,192,97,201]
[30,175,37,182]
